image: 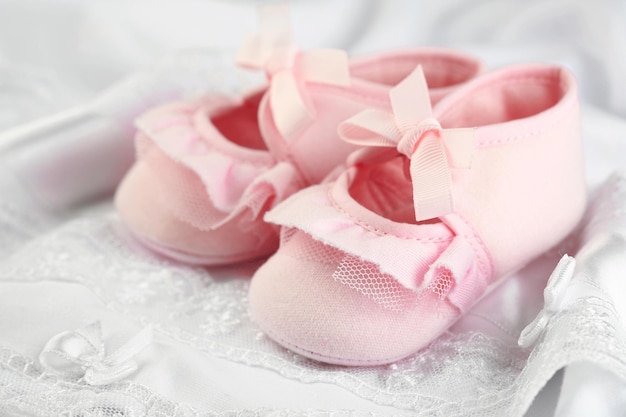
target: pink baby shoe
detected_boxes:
[249,64,587,365]
[114,6,483,265]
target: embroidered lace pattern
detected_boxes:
[0,347,393,417]
[0,215,625,416]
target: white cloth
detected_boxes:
[1,1,626,416]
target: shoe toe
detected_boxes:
[249,235,459,366]
[115,160,278,265]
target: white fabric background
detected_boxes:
[1,1,626,416]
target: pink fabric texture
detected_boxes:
[249,64,587,365]
[115,26,483,265]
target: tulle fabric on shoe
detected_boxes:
[115,95,304,264]
[250,64,587,365]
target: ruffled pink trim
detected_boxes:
[134,96,304,231]
[265,168,491,311]
[264,176,450,290]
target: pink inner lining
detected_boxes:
[349,157,415,223]
[349,51,481,89]
[439,68,566,128]
[211,90,267,150]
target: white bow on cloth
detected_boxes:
[518,255,576,348]
[39,321,152,386]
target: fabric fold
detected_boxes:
[135,99,304,232]
[265,179,476,296]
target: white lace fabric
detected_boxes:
[0,190,625,417]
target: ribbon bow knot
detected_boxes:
[395,117,443,158]
[237,3,351,141]
[518,255,576,348]
[39,321,152,386]
[339,65,475,221]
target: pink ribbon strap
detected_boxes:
[339,66,475,221]
[237,3,295,74]
[237,3,351,141]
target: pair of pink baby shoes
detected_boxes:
[115,6,586,365]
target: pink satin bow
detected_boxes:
[339,66,475,221]
[237,3,351,141]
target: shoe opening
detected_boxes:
[349,50,482,90]
[211,89,267,150]
[437,65,571,128]
[349,156,424,224]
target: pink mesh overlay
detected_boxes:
[280,229,420,312]
[280,228,344,265]
[332,254,420,312]
[138,133,225,231]
[427,267,454,299]
[279,226,297,245]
